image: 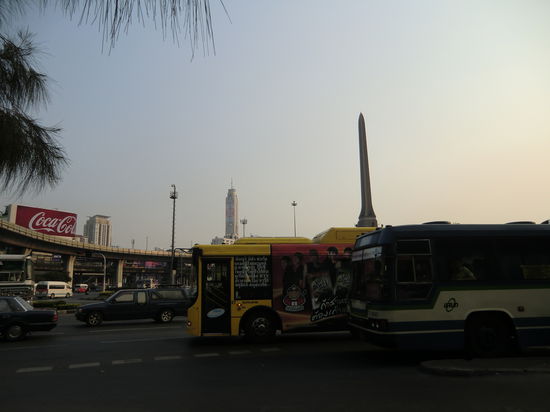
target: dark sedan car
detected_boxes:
[75,288,190,326]
[0,296,58,341]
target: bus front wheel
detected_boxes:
[244,312,276,343]
[466,313,517,358]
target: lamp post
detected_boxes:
[291,201,297,237]
[240,218,248,238]
[169,184,178,285]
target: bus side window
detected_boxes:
[449,259,476,281]
[396,255,433,300]
[435,240,493,281]
[516,239,550,280]
[397,256,414,282]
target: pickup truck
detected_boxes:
[75,288,190,326]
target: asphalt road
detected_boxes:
[2,314,550,412]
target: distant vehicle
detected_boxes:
[136,279,157,289]
[35,281,73,299]
[73,284,89,294]
[75,288,190,326]
[0,296,58,341]
[0,254,34,301]
[348,223,550,357]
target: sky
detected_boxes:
[2,0,550,249]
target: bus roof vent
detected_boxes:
[506,221,536,224]
[422,221,451,225]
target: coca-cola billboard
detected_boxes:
[15,205,77,237]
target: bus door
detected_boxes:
[201,259,231,334]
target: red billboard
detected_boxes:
[15,205,77,237]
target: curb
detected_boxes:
[420,360,550,376]
[57,310,77,315]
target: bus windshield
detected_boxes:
[351,246,390,302]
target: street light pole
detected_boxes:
[291,201,297,237]
[240,218,248,238]
[169,184,178,285]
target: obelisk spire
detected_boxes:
[356,113,378,227]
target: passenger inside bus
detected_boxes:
[450,259,476,280]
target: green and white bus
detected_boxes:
[348,223,550,357]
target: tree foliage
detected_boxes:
[0,0,218,195]
[0,31,67,196]
[49,0,219,56]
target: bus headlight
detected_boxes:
[369,318,389,331]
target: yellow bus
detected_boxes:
[185,227,375,342]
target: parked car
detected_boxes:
[75,288,190,326]
[0,296,58,341]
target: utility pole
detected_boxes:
[240,218,248,237]
[169,184,178,285]
[291,201,297,237]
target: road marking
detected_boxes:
[100,336,185,344]
[154,355,183,361]
[229,350,252,355]
[112,359,142,365]
[17,366,53,373]
[69,362,100,369]
[194,353,220,358]
[89,326,181,333]
[261,347,280,352]
[0,344,67,352]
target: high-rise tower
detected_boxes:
[83,215,112,246]
[225,182,239,239]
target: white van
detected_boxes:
[35,281,73,299]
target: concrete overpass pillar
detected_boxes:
[64,255,76,287]
[116,259,124,288]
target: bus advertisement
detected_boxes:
[185,227,374,342]
[271,244,353,332]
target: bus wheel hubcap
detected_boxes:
[252,318,268,335]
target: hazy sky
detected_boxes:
[3,1,550,249]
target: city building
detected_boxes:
[210,183,240,245]
[83,215,112,246]
[211,236,236,245]
[225,183,239,239]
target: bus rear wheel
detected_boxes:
[466,313,517,358]
[244,312,276,343]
